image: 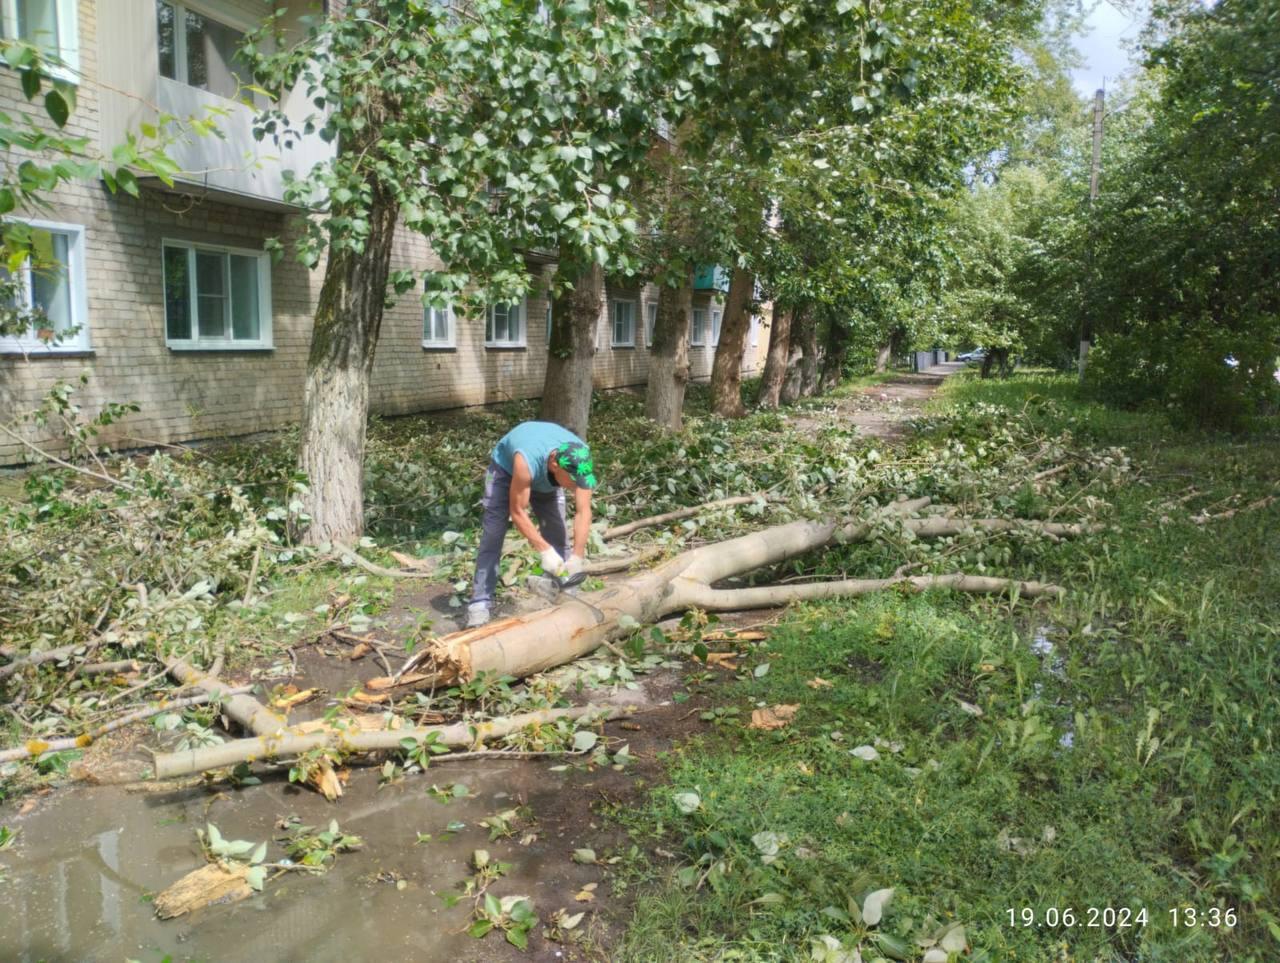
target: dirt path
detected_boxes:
[787,362,965,442]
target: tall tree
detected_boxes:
[249,1,687,543]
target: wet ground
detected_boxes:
[0,662,706,963]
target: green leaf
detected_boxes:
[861,887,894,926]
[505,926,528,950]
[43,89,69,128]
[468,919,494,939]
[572,730,598,752]
[20,65,41,101]
[571,848,596,864]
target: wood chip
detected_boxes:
[271,687,317,711]
[366,672,433,692]
[349,642,371,661]
[806,677,834,689]
[311,760,344,801]
[702,630,767,642]
[705,652,739,670]
[748,704,799,730]
[154,862,252,919]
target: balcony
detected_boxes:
[693,265,730,293]
[97,1,333,211]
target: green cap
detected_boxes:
[554,442,598,490]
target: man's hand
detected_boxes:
[539,547,566,575]
[565,554,584,576]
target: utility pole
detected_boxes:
[1079,87,1104,382]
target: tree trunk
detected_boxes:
[821,321,849,391]
[644,274,693,431]
[874,339,893,373]
[365,500,1089,690]
[756,304,793,409]
[798,311,821,398]
[297,195,400,546]
[779,305,809,404]
[539,260,602,437]
[710,268,755,418]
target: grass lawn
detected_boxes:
[617,372,1280,962]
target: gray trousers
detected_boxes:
[470,461,568,606]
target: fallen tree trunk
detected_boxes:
[379,498,1088,689]
[152,704,622,780]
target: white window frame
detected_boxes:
[750,313,760,348]
[155,0,255,101]
[0,0,80,78]
[485,298,526,348]
[162,237,273,351]
[691,307,706,347]
[611,299,636,348]
[422,302,454,349]
[710,308,723,347]
[644,302,657,346]
[545,301,553,342]
[0,218,89,354]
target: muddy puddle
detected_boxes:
[1,758,626,962]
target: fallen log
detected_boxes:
[0,686,255,764]
[152,704,622,780]
[153,861,253,919]
[372,498,1089,689]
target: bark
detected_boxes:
[709,268,756,418]
[756,304,793,409]
[644,276,694,431]
[540,259,603,437]
[799,312,821,398]
[601,493,763,539]
[820,321,850,392]
[152,704,622,780]
[779,305,809,405]
[874,339,893,374]
[362,499,1090,691]
[297,191,401,546]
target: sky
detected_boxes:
[1069,1,1146,97]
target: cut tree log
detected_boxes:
[152,704,622,780]
[374,498,1090,690]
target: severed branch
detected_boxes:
[602,494,764,540]
[150,704,624,780]
[0,421,139,493]
[0,642,100,682]
[0,686,254,764]
[163,656,281,737]
[330,546,440,579]
[675,573,1063,612]
[582,545,664,575]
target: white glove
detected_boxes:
[539,547,565,575]
[565,554,585,576]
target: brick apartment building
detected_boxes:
[0,0,769,466]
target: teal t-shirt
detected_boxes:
[491,421,584,493]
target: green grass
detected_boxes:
[617,372,1280,962]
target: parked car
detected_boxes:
[957,348,987,365]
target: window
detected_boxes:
[611,299,635,347]
[1,0,79,72]
[710,308,723,347]
[486,299,526,347]
[750,314,760,347]
[645,302,657,346]
[691,308,706,346]
[423,303,453,349]
[156,1,252,101]
[163,239,272,349]
[0,220,88,354]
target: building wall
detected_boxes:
[0,0,770,466]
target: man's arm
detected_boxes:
[571,486,592,559]
[508,453,550,551]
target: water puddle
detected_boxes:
[1,757,615,962]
